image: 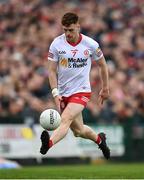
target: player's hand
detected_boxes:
[98,88,110,106]
[54,95,62,113]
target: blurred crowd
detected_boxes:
[0,0,143,125]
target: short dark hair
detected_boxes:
[61,12,79,27]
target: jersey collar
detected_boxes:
[66,34,82,47]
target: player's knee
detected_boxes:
[73,130,80,137]
[72,128,84,137]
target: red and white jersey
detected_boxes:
[48,33,103,97]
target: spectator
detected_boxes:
[0,0,143,125]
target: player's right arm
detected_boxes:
[48,40,62,112]
[48,59,62,113]
[47,60,58,91]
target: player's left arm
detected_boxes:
[90,39,109,105]
[96,56,110,105]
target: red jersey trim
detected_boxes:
[67,34,82,47]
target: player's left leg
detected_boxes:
[70,113,110,159]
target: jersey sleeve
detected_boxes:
[91,40,103,61]
[48,40,58,62]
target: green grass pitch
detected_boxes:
[0,163,144,179]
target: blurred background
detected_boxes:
[0,0,144,168]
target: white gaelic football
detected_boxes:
[39,109,61,130]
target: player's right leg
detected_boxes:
[40,102,84,155]
[70,113,110,159]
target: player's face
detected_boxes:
[63,23,80,43]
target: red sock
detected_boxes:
[49,139,53,148]
[96,135,101,145]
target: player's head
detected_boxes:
[61,12,80,43]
